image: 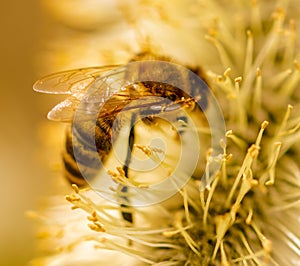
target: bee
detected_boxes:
[34,53,212,222]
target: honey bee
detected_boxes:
[34,53,214,221]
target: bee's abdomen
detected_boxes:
[63,116,115,186]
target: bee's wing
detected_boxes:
[94,94,185,119]
[34,65,121,122]
[33,65,120,94]
[35,65,188,122]
[81,79,188,119]
[47,95,82,122]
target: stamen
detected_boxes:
[62,235,98,253]
[212,213,234,260]
[107,167,148,188]
[263,142,282,185]
[269,68,292,89]
[244,30,254,76]
[226,145,258,207]
[226,130,247,150]
[66,189,129,229]
[125,234,181,249]
[183,188,191,224]
[220,241,230,266]
[250,221,272,254]
[204,148,213,189]
[279,61,300,97]
[203,173,220,227]
[270,198,300,212]
[251,0,263,34]
[71,184,79,194]
[134,144,164,163]
[253,68,262,111]
[199,181,206,211]
[239,232,264,265]
[282,123,300,136]
[162,224,193,237]
[235,76,247,128]
[276,104,293,134]
[223,68,235,101]
[205,35,232,68]
[87,211,98,222]
[242,8,284,101]
[231,170,258,220]
[176,182,201,213]
[220,138,231,186]
[224,68,231,78]
[88,222,105,232]
[98,238,156,264]
[65,194,81,202]
[255,120,269,147]
[281,19,296,65]
[174,212,201,258]
[232,250,266,264]
[246,208,254,225]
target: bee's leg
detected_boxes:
[121,114,135,224]
[120,187,133,223]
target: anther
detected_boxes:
[72,184,79,194]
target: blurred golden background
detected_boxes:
[0,1,63,265]
[0,2,137,265]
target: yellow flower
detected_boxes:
[31,0,300,265]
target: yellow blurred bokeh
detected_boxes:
[0,1,65,265]
[0,2,135,265]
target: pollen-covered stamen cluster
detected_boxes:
[62,5,300,261]
[134,144,164,157]
[65,184,182,264]
[62,119,284,265]
[134,144,175,173]
[107,166,149,188]
[198,2,300,264]
[156,121,280,265]
[206,5,299,122]
[29,0,300,265]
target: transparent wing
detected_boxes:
[33,65,120,95]
[34,65,124,122]
[34,65,192,122]
[47,89,190,122]
[75,93,189,121]
[47,95,82,122]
